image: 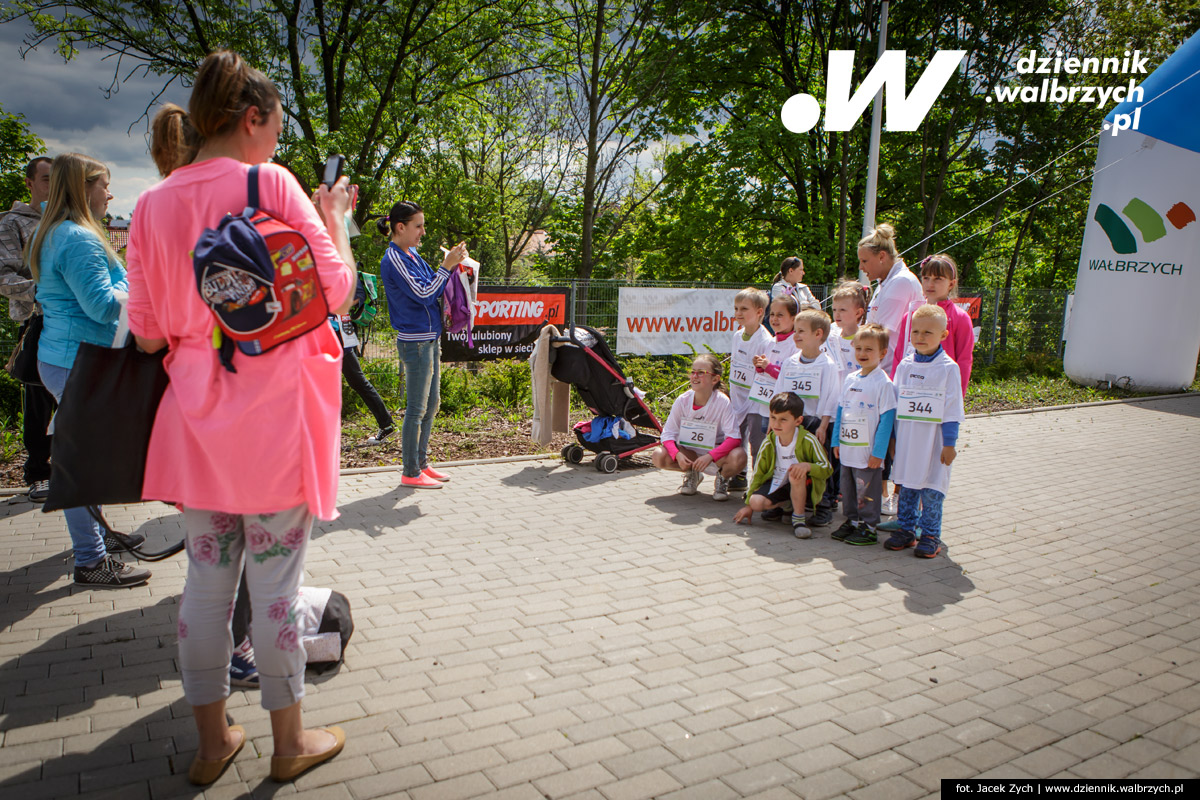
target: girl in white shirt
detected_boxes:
[771,256,819,310]
[653,354,747,502]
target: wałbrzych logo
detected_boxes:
[1093,199,1195,254]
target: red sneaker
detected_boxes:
[422,466,451,482]
[401,473,443,489]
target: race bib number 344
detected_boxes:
[898,385,945,423]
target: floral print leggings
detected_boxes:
[178,504,312,710]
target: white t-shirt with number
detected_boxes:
[661,389,740,458]
[836,367,898,470]
[891,350,964,495]
[729,326,773,421]
[748,334,799,412]
[774,350,839,421]
[825,324,858,389]
[769,433,799,493]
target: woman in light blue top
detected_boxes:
[25,152,150,589]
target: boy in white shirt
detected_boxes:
[775,308,840,527]
[830,324,897,546]
[733,392,832,539]
[728,288,772,488]
[826,281,869,389]
[886,304,965,558]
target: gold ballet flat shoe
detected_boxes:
[188,724,245,785]
[270,726,346,782]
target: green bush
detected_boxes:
[619,354,690,421]
[440,366,482,416]
[0,369,21,422]
[342,357,402,419]
[476,360,531,409]
[974,351,1064,382]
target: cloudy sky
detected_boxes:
[0,18,188,216]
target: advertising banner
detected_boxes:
[442,286,569,361]
[617,287,742,355]
[1064,32,1200,391]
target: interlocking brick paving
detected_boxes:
[1,396,1197,798]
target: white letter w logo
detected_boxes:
[782,50,967,133]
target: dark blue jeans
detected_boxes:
[397,339,441,477]
[38,360,106,567]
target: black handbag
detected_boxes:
[43,339,169,512]
[6,314,45,385]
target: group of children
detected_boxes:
[654,254,972,559]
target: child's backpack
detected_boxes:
[441,266,477,347]
[193,165,329,373]
[349,271,380,325]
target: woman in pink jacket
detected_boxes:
[126,51,356,786]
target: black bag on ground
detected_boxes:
[6,314,44,385]
[43,340,169,512]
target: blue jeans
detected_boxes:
[397,339,441,477]
[37,360,107,567]
[898,486,945,540]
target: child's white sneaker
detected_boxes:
[881,493,898,516]
[712,475,730,502]
[679,470,702,496]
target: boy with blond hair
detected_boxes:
[728,287,772,488]
[886,304,965,558]
[830,324,897,545]
[775,307,840,526]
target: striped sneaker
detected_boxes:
[74,555,151,589]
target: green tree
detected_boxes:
[546,0,708,288]
[2,0,553,223]
[0,104,45,211]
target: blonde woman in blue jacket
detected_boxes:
[25,152,150,589]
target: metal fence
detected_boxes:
[0,279,1071,380]
[401,279,1069,365]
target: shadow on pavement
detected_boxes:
[1124,395,1200,419]
[645,493,975,616]
[0,551,74,633]
[0,598,329,799]
[0,495,41,521]
[313,484,424,539]
[498,459,650,493]
[0,597,180,733]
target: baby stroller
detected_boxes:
[549,325,662,473]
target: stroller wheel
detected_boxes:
[563,444,585,464]
[595,453,619,474]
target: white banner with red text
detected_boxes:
[617,287,741,355]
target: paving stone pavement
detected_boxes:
[1,396,1199,800]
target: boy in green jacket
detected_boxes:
[734,392,833,538]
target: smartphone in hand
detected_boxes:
[322,154,345,187]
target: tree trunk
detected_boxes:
[998,208,1036,351]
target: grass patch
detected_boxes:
[965,353,1200,414]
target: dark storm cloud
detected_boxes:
[0,18,189,213]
